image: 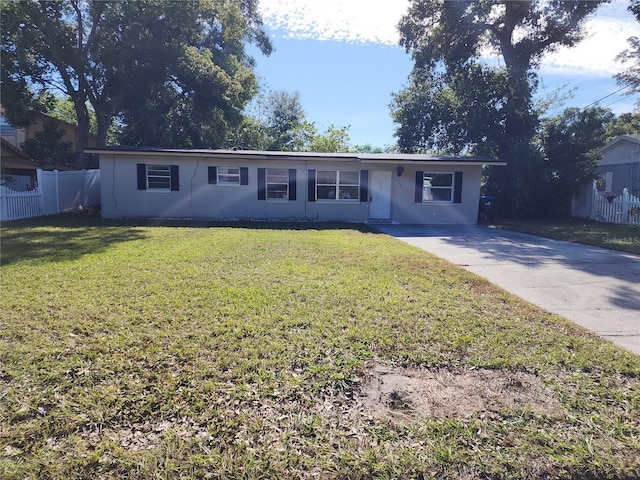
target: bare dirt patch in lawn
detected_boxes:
[360,364,563,421]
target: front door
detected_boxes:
[370,171,392,219]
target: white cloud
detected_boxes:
[540,2,638,77]
[259,0,638,76]
[258,0,409,44]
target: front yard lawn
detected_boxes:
[1,215,639,479]
[493,218,640,255]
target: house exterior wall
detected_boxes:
[596,164,638,195]
[599,140,638,167]
[389,166,481,224]
[99,154,484,224]
[597,139,640,196]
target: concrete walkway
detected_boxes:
[374,225,640,355]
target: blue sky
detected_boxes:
[251,0,639,148]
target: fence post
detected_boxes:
[590,183,598,220]
[622,188,630,223]
[54,169,60,214]
[82,169,87,208]
[36,168,45,212]
[0,187,5,222]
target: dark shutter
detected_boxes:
[307,169,316,202]
[257,168,266,200]
[137,164,147,190]
[453,171,463,204]
[170,165,179,191]
[415,171,423,203]
[359,170,368,203]
[288,169,297,201]
[208,166,217,184]
[240,167,249,185]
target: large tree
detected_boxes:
[391,63,510,157]
[232,90,352,152]
[538,107,614,217]
[1,0,271,165]
[394,0,607,216]
[262,91,314,151]
[309,125,351,153]
[605,112,640,138]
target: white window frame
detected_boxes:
[217,166,241,186]
[266,168,289,200]
[422,172,454,203]
[147,165,172,191]
[316,170,359,202]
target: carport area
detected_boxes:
[375,225,640,355]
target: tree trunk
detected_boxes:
[96,111,110,148]
[496,3,539,216]
[73,99,90,169]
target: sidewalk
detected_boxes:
[375,225,640,355]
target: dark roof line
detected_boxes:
[84,146,506,165]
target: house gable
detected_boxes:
[600,135,640,167]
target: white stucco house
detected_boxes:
[86,147,506,224]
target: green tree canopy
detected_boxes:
[538,107,614,216]
[262,91,314,151]
[391,63,510,156]
[21,121,75,168]
[393,0,607,216]
[615,0,640,107]
[352,144,384,154]
[309,125,351,153]
[233,90,352,152]
[605,112,640,138]
[1,0,271,165]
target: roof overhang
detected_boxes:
[1,139,37,169]
[84,147,507,166]
[601,134,640,153]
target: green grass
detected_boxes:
[493,218,640,255]
[1,214,639,479]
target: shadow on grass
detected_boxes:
[494,218,640,255]
[1,213,149,266]
[95,217,380,233]
[1,213,377,266]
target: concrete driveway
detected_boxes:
[374,225,640,355]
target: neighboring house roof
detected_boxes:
[1,138,77,172]
[1,108,98,152]
[85,147,507,166]
[601,134,640,154]
[0,138,37,170]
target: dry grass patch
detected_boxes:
[360,364,564,421]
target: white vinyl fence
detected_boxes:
[0,185,43,220]
[0,169,100,221]
[591,188,640,225]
